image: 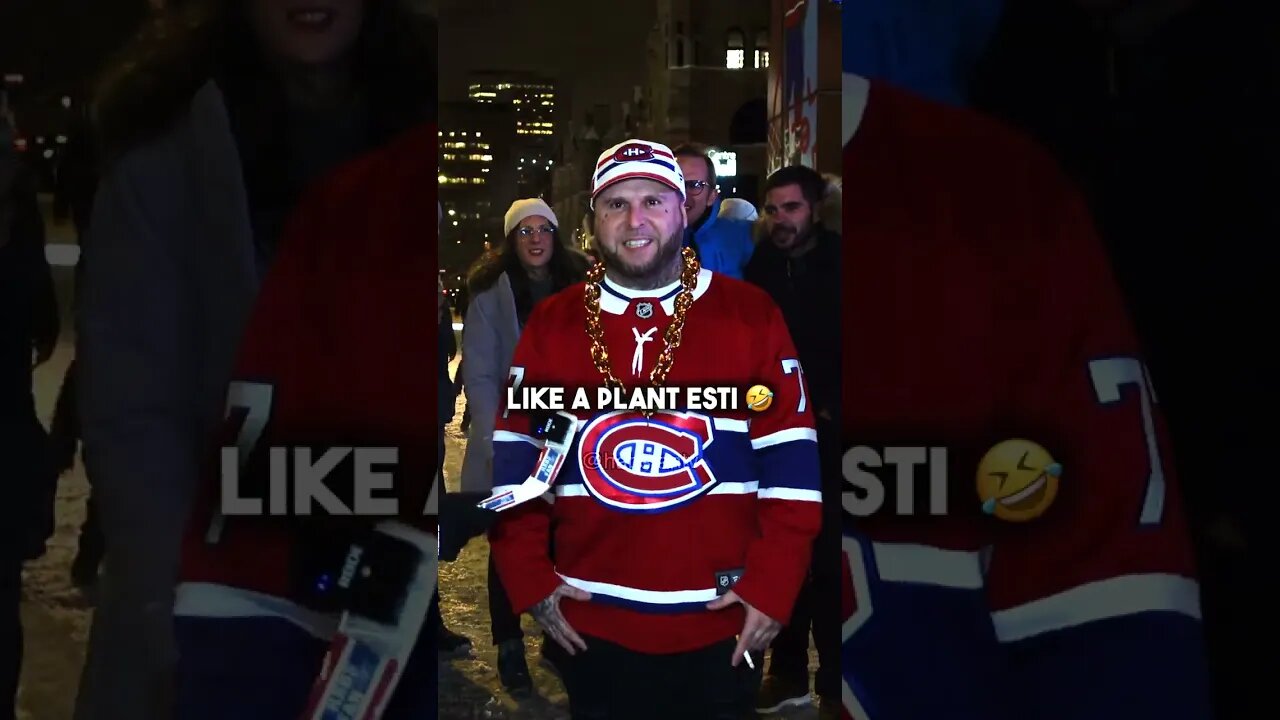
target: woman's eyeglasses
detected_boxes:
[517,225,555,239]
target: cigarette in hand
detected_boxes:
[736,636,755,669]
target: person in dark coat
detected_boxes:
[744,165,842,719]
[1,121,60,720]
[49,104,104,589]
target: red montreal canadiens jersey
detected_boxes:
[489,270,823,654]
[840,77,1210,720]
[176,124,438,634]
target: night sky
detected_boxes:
[435,0,657,131]
[0,0,151,96]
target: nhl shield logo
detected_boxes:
[635,302,654,319]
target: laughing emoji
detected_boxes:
[976,439,1061,522]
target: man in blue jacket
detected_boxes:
[673,143,755,278]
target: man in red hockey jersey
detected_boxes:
[840,69,1212,720]
[487,139,823,719]
[171,122,439,720]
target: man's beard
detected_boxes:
[769,221,814,254]
[599,229,685,291]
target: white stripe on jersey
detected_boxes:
[758,487,823,502]
[868,543,1202,643]
[871,542,985,590]
[555,481,760,498]
[175,582,339,640]
[497,419,746,445]
[713,417,749,432]
[751,426,818,449]
[493,430,542,446]
[992,573,1201,643]
[558,573,718,605]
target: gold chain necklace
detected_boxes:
[584,246,700,419]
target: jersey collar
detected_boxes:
[599,268,714,316]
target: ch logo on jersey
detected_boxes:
[577,410,719,513]
[613,143,654,163]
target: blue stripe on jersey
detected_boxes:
[755,439,820,491]
[1006,614,1212,720]
[845,530,1212,719]
[492,440,540,488]
[587,594,712,615]
[844,535,1014,720]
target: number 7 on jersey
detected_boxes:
[782,359,807,413]
[1089,356,1165,526]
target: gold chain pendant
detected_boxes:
[584,246,700,419]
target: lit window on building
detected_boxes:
[755,31,770,69]
[727,29,745,69]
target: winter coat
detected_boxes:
[459,272,521,493]
[0,160,59,562]
[686,197,756,279]
[74,80,258,720]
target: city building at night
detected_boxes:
[644,0,771,203]
[766,0,841,175]
[438,101,517,293]
[467,70,559,199]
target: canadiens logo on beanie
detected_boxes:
[591,139,685,208]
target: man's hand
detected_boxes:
[707,590,782,666]
[530,583,592,656]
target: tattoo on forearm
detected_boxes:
[531,593,571,636]
[531,596,555,621]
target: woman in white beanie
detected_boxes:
[459,198,588,694]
